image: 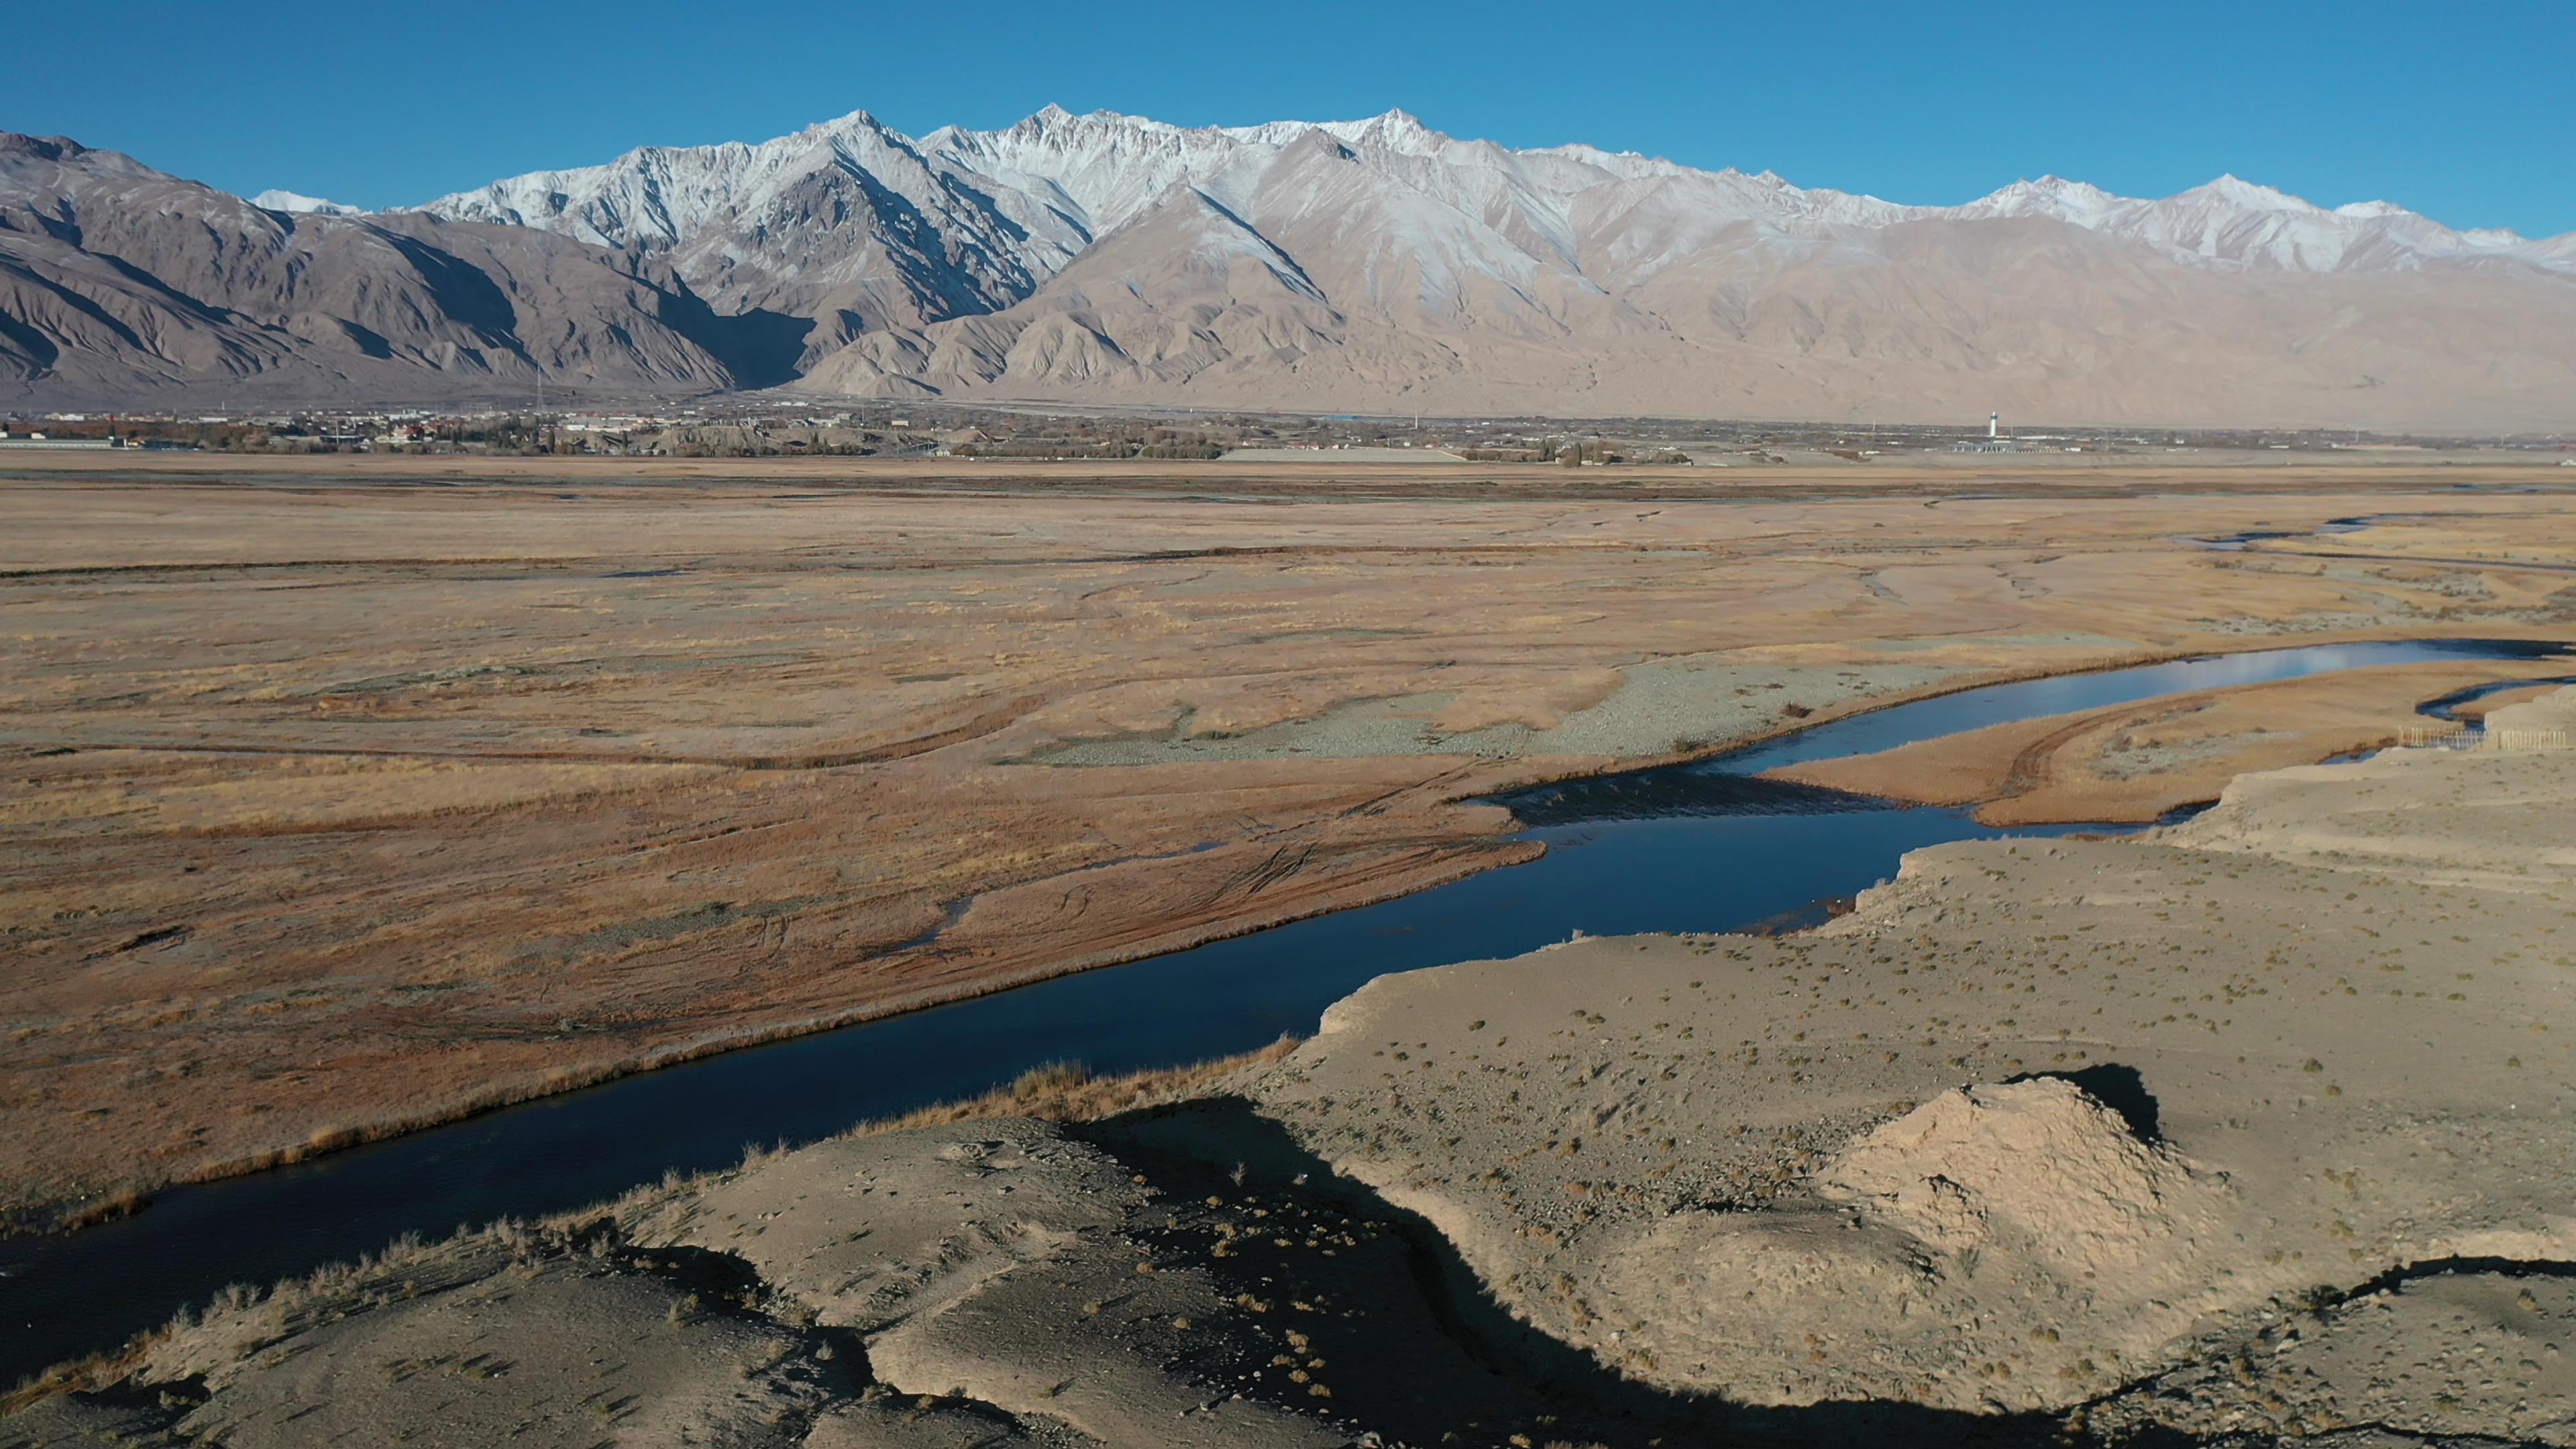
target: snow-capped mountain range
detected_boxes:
[376,107,2576,424]
[6,107,2573,425]
[398,106,2576,347]
[411,106,2569,288]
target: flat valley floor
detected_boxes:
[5,450,2574,1231]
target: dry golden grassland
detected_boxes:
[3,451,2571,1226]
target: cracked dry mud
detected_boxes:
[15,688,2575,1448]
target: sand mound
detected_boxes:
[644,1119,1339,1449]
[1581,1079,2235,1411]
[647,1119,1144,1335]
[1821,1079,2213,1271]
[146,1260,817,1448]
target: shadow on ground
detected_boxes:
[1092,1095,2140,1448]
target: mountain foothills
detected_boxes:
[0,136,805,404]
[7,107,2575,426]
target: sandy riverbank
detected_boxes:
[16,688,2573,1448]
[1237,685,2576,1434]
[1768,655,2576,823]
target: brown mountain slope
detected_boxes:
[800,197,2576,430]
[0,135,808,406]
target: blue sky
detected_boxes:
[18,0,2572,236]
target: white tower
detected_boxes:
[1988,411,2000,440]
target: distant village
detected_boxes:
[3,404,2569,464]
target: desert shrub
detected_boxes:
[1013,1061,1091,1101]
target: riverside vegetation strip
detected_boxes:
[13,687,2576,1448]
[3,453,2574,1235]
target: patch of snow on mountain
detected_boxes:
[251,189,362,215]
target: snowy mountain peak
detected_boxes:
[806,108,897,140]
[250,188,361,216]
[1995,175,2114,203]
[1325,108,1440,151]
[2184,174,2317,212]
[999,104,1152,142]
[1957,176,2120,227]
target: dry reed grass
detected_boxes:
[831,1036,1301,1140]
